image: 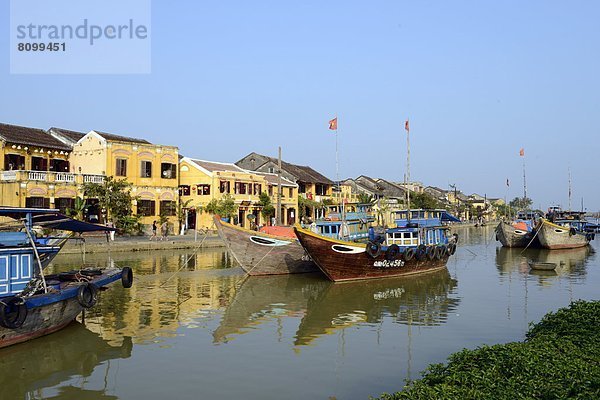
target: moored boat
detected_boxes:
[294,210,458,282]
[214,216,317,275]
[536,218,591,249]
[495,220,540,248]
[0,207,133,348]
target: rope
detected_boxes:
[520,225,541,254]
[158,224,212,288]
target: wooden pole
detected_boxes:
[277,146,282,225]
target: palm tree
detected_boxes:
[65,196,88,220]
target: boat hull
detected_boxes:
[495,222,539,248]
[214,217,317,275]
[0,268,123,348]
[537,219,589,249]
[294,226,450,282]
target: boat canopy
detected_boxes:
[0,207,116,232]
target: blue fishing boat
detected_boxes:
[310,203,375,241]
[0,207,133,348]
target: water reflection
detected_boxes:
[213,273,328,344]
[295,268,459,346]
[49,249,244,346]
[0,322,131,400]
[495,246,592,284]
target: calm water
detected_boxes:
[2,226,599,399]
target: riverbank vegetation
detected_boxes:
[376,300,600,399]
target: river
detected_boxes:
[1,226,598,399]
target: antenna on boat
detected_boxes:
[520,148,527,201]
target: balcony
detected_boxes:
[0,170,105,185]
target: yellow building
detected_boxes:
[178,158,298,230]
[0,123,104,210]
[70,130,179,227]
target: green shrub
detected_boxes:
[375,300,600,400]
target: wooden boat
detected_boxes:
[294,212,457,282]
[536,218,590,249]
[214,216,317,275]
[495,221,540,248]
[0,207,133,348]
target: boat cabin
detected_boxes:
[0,231,35,297]
[379,226,449,248]
[393,209,460,228]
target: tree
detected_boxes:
[65,196,88,220]
[82,176,138,234]
[509,197,533,210]
[203,194,238,219]
[258,192,275,222]
[357,193,374,204]
[409,192,442,209]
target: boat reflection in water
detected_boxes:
[495,246,592,282]
[0,322,132,400]
[213,273,329,343]
[295,268,459,346]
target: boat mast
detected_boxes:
[568,167,572,211]
[405,119,411,222]
[276,146,282,225]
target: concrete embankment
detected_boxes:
[60,234,225,254]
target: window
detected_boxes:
[116,158,127,176]
[219,180,230,194]
[56,198,75,213]
[4,154,25,170]
[31,156,47,171]
[160,201,176,216]
[268,185,273,196]
[26,197,49,208]
[50,159,69,172]
[316,184,328,196]
[235,182,247,195]
[179,185,190,196]
[161,163,177,179]
[141,161,152,178]
[137,200,155,216]
[253,184,262,195]
[298,182,306,193]
[197,184,210,195]
[268,167,275,173]
[288,188,293,198]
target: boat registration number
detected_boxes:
[373,260,405,268]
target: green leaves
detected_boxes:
[375,301,600,400]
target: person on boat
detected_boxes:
[150,221,158,241]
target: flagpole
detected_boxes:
[406,120,411,216]
[522,155,527,201]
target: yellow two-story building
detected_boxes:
[69,130,179,227]
[178,158,298,230]
[0,123,104,211]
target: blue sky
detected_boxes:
[1,1,599,210]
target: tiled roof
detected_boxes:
[255,172,297,187]
[49,127,86,142]
[0,123,71,151]
[244,153,334,185]
[93,130,152,144]
[188,159,247,173]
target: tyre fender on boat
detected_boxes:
[404,247,416,261]
[385,244,400,261]
[0,296,27,329]
[448,243,457,256]
[434,246,444,260]
[416,244,427,261]
[366,241,382,259]
[426,246,435,260]
[77,282,99,309]
[569,227,576,236]
[121,267,134,288]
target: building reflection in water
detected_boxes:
[0,322,131,400]
[49,248,244,346]
[495,246,592,286]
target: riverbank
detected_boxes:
[375,300,600,399]
[60,232,224,254]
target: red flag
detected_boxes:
[329,117,337,131]
[519,148,524,157]
[405,120,409,133]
